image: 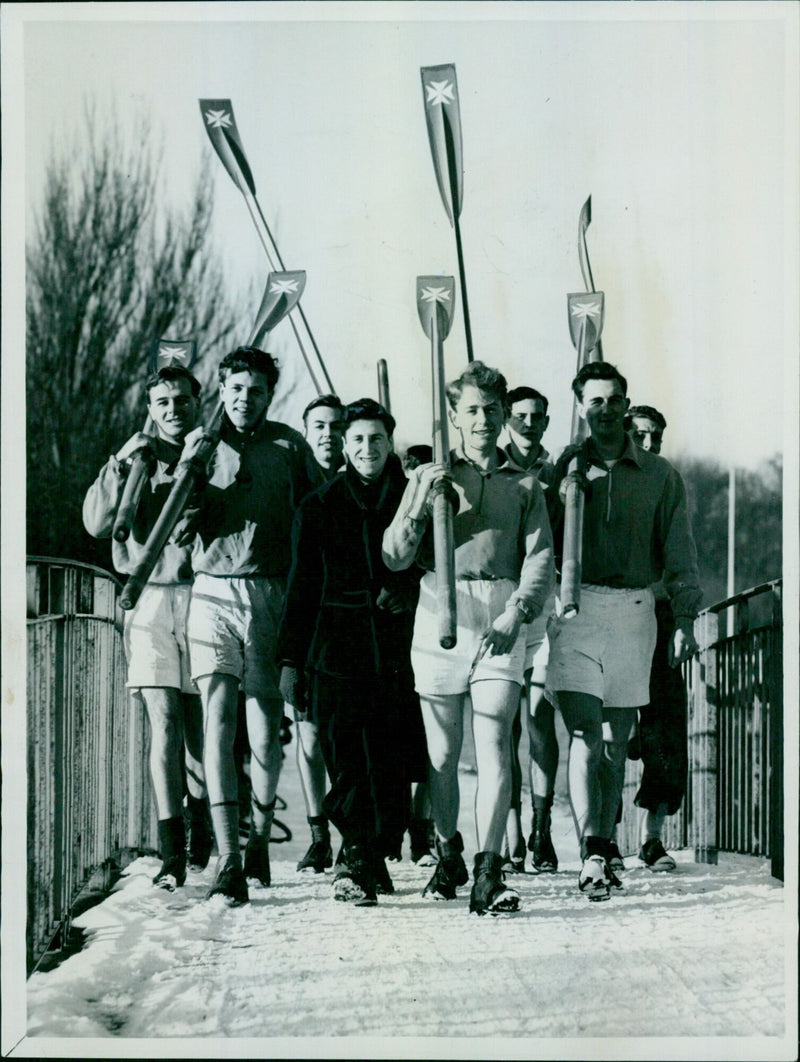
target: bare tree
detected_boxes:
[27,105,245,566]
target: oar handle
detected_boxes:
[432,484,457,649]
[112,455,150,543]
[559,458,585,618]
[119,407,225,611]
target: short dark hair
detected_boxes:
[218,347,280,393]
[342,398,396,438]
[402,444,433,471]
[145,364,201,400]
[302,393,345,425]
[625,404,667,432]
[506,385,549,415]
[571,361,628,401]
[445,361,507,410]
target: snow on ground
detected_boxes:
[21,725,795,1059]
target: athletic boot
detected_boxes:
[372,853,395,895]
[469,851,520,915]
[332,844,378,906]
[409,818,437,867]
[243,835,271,887]
[296,818,333,873]
[578,836,612,901]
[185,796,214,872]
[639,837,677,872]
[153,816,187,891]
[528,804,558,873]
[422,831,469,901]
[206,855,249,906]
[605,838,626,875]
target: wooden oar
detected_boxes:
[560,292,605,618]
[416,275,457,648]
[199,98,333,394]
[421,65,473,362]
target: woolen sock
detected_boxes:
[249,795,276,843]
[157,815,186,858]
[210,801,241,862]
[642,804,668,845]
[186,793,209,822]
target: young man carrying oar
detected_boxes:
[83,365,213,890]
[547,363,701,901]
[382,362,555,915]
[177,347,323,905]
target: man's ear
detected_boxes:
[218,379,226,400]
[577,401,588,422]
[543,415,551,432]
[447,406,458,428]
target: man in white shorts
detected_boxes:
[382,362,555,915]
[547,362,701,900]
[178,347,322,905]
[501,386,558,873]
[294,394,345,874]
[83,365,212,891]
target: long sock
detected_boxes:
[210,801,241,862]
[186,793,209,824]
[642,803,667,844]
[157,815,185,858]
[249,795,275,844]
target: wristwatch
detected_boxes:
[508,598,533,623]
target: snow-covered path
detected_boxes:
[20,727,795,1058]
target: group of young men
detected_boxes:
[84,343,700,913]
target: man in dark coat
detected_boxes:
[277,399,426,905]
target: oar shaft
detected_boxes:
[560,317,589,618]
[119,406,225,611]
[112,414,154,543]
[430,311,457,648]
[453,213,474,363]
[377,359,391,413]
[245,192,334,394]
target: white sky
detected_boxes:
[7,1,799,469]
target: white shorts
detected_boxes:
[524,590,555,672]
[411,573,527,696]
[187,574,285,700]
[546,585,657,708]
[124,583,196,693]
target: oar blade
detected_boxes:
[199,98,257,197]
[567,292,604,356]
[421,64,464,225]
[416,276,456,340]
[150,339,197,373]
[578,194,596,293]
[249,270,307,348]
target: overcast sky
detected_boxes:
[6,1,799,470]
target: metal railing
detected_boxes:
[26,557,158,974]
[618,580,783,880]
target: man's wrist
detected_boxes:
[506,598,533,623]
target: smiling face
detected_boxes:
[449,384,505,458]
[506,397,549,456]
[219,369,271,432]
[147,378,198,443]
[629,414,663,454]
[578,378,630,444]
[304,404,344,472]
[343,418,391,482]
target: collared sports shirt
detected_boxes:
[383,446,555,619]
[551,436,702,620]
